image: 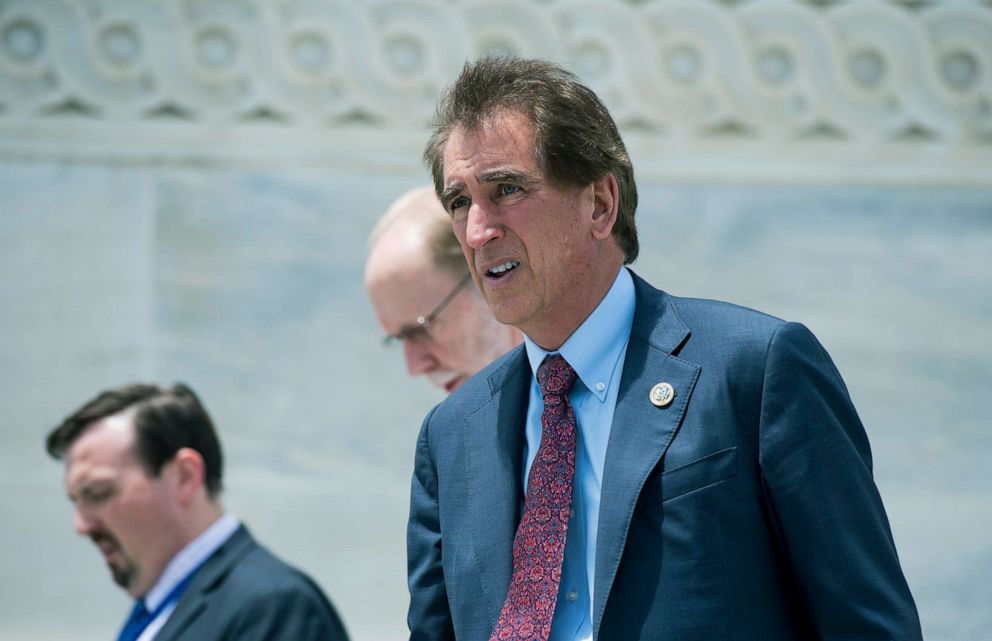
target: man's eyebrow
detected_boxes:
[440,170,537,210]
[67,479,105,503]
[439,183,464,211]
[479,169,533,186]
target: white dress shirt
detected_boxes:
[136,512,240,641]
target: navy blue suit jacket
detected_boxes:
[407,272,921,640]
[155,526,349,641]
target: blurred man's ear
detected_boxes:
[171,447,207,503]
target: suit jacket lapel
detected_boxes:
[153,525,255,641]
[464,346,531,630]
[593,274,700,638]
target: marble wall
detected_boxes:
[1,1,991,640]
[3,162,990,641]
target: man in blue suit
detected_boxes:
[407,56,923,641]
[47,383,349,641]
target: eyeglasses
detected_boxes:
[383,273,473,347]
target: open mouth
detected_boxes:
[486,261,519,280]
[95,539,120,560]
[92,532,120,558]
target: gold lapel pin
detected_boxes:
[649,382,675,408]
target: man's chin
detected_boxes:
[426,372,465,393]
[106,557,136,590]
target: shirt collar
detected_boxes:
[144,512,240,610]
[524,267,635,401]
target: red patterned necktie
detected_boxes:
[490,353,578,641]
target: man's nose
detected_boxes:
[464,200,503,249]
[403,340,437,377]
[74,506,98,536]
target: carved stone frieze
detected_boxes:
[0,0,989,181]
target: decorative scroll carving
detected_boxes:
[0,0,989,174]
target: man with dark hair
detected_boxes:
[47,383,349,641]
[366,185,521,393]
[407,56,922,641]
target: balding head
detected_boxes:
[365,186,522,393]
[368,185,465,279]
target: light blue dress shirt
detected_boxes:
[522,267,635,641]
[136,512,240,641]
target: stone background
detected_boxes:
[3,165,990,641]
[1,1,991,640]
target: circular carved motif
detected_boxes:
[849,50,886,89]
[2,19,44,63]
[756,47,793,85]
[385,34,424,74]
[574,41,610,79]
[666,45,701,84]
[195,27,238,69]
[0,0,986,145]
[290,31,330,74]
[100,24,141,66]
[941,50,979,91]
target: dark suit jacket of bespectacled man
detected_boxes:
[406,55,923,641]
[46,383,350,641]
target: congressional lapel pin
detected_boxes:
[649,382,675,408]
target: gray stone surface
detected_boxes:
[2,162,990,640]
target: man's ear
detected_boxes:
[171,448,206,503]
[590,173,619,240]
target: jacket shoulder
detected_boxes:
[427,344,527,425]
[670,294,785,339]
[172,528,349,640]
[215,533,332,604]
[630,271,785,352]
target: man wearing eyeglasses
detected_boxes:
[365,185,522,393]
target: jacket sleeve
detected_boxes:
[758,322,922,639]
[407,406,456,641]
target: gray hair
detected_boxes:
[424,55,639,263]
